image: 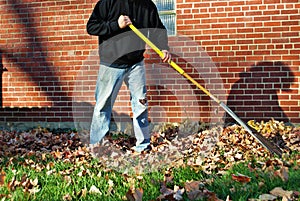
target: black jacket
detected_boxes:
[87,0,169,68]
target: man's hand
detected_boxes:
[161,50,171,63]
[118,15,132,29]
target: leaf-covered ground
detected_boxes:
[0,119,299,200]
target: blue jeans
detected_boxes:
[90,61,150,147]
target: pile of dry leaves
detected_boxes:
[0,128,82,158]
[0,119,299,173]
[0,119,299,200]
[87,119,299,175]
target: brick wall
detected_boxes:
[0,0,299,130]
[175,0,300,124]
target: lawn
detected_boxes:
[0,119,299,201]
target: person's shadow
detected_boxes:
[225,61,295,125]
[0,50,8,107]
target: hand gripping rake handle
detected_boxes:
[129,24,282,157]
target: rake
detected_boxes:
[129,24,283,157]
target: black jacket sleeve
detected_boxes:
[86,1,120,37]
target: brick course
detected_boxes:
[0,0,299,129]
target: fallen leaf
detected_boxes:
[173,185,184,201]
[89,185,102,195]
[28,186,40,194]
[258,194,277,201]
[126,188,143,201]
[46,169,56,176]
[30,178,38,186]
[294,191,300,197]
[164,171,174,185]
[107,179,114,195]
[63,176,72,186]
[231,173,251,183]
[0,170,6,187]
[187,189,205,201]
[258,181,265,188]
[282,196,289,201]
[184,181,203,192]
[63,193,72,201]
[77,188,87,199]
[270,187,293,200]
[234,153,243,160]
[184,180,221,201]
[274,166,289,182]
[225,195,231,201]
[160,183,174,197]
[204,189,223,201]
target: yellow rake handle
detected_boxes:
[128,24,221,104]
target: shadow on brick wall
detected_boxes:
[225,61,295,124]
[0,103,133,133]
[0,50,8,107]
[5,0,71,104]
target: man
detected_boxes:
[86,0,171,153]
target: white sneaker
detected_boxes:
[131,143,151,153]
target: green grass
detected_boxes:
[206,158,300,201]
[0,153,299,201]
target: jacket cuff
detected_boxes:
[110,21,120,32]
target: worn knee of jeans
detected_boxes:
[135,97,148,119]
[139,98,147,106]
[138,98,149,125]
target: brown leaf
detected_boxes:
[7,176,16,191]
[184,181,203,192]
[63,193,72,201]
[231,173,251,183]
[274,166,289,182]
[164,171,174,185]
[126,188,143,201]
[160,182,174,197]
[205,189,223,201]
[187,190,205,201]
[0,170,6,187]
[52,150,62,159]
[270,187,293,199]
[77,188,87,199]
[184,181,206,201]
